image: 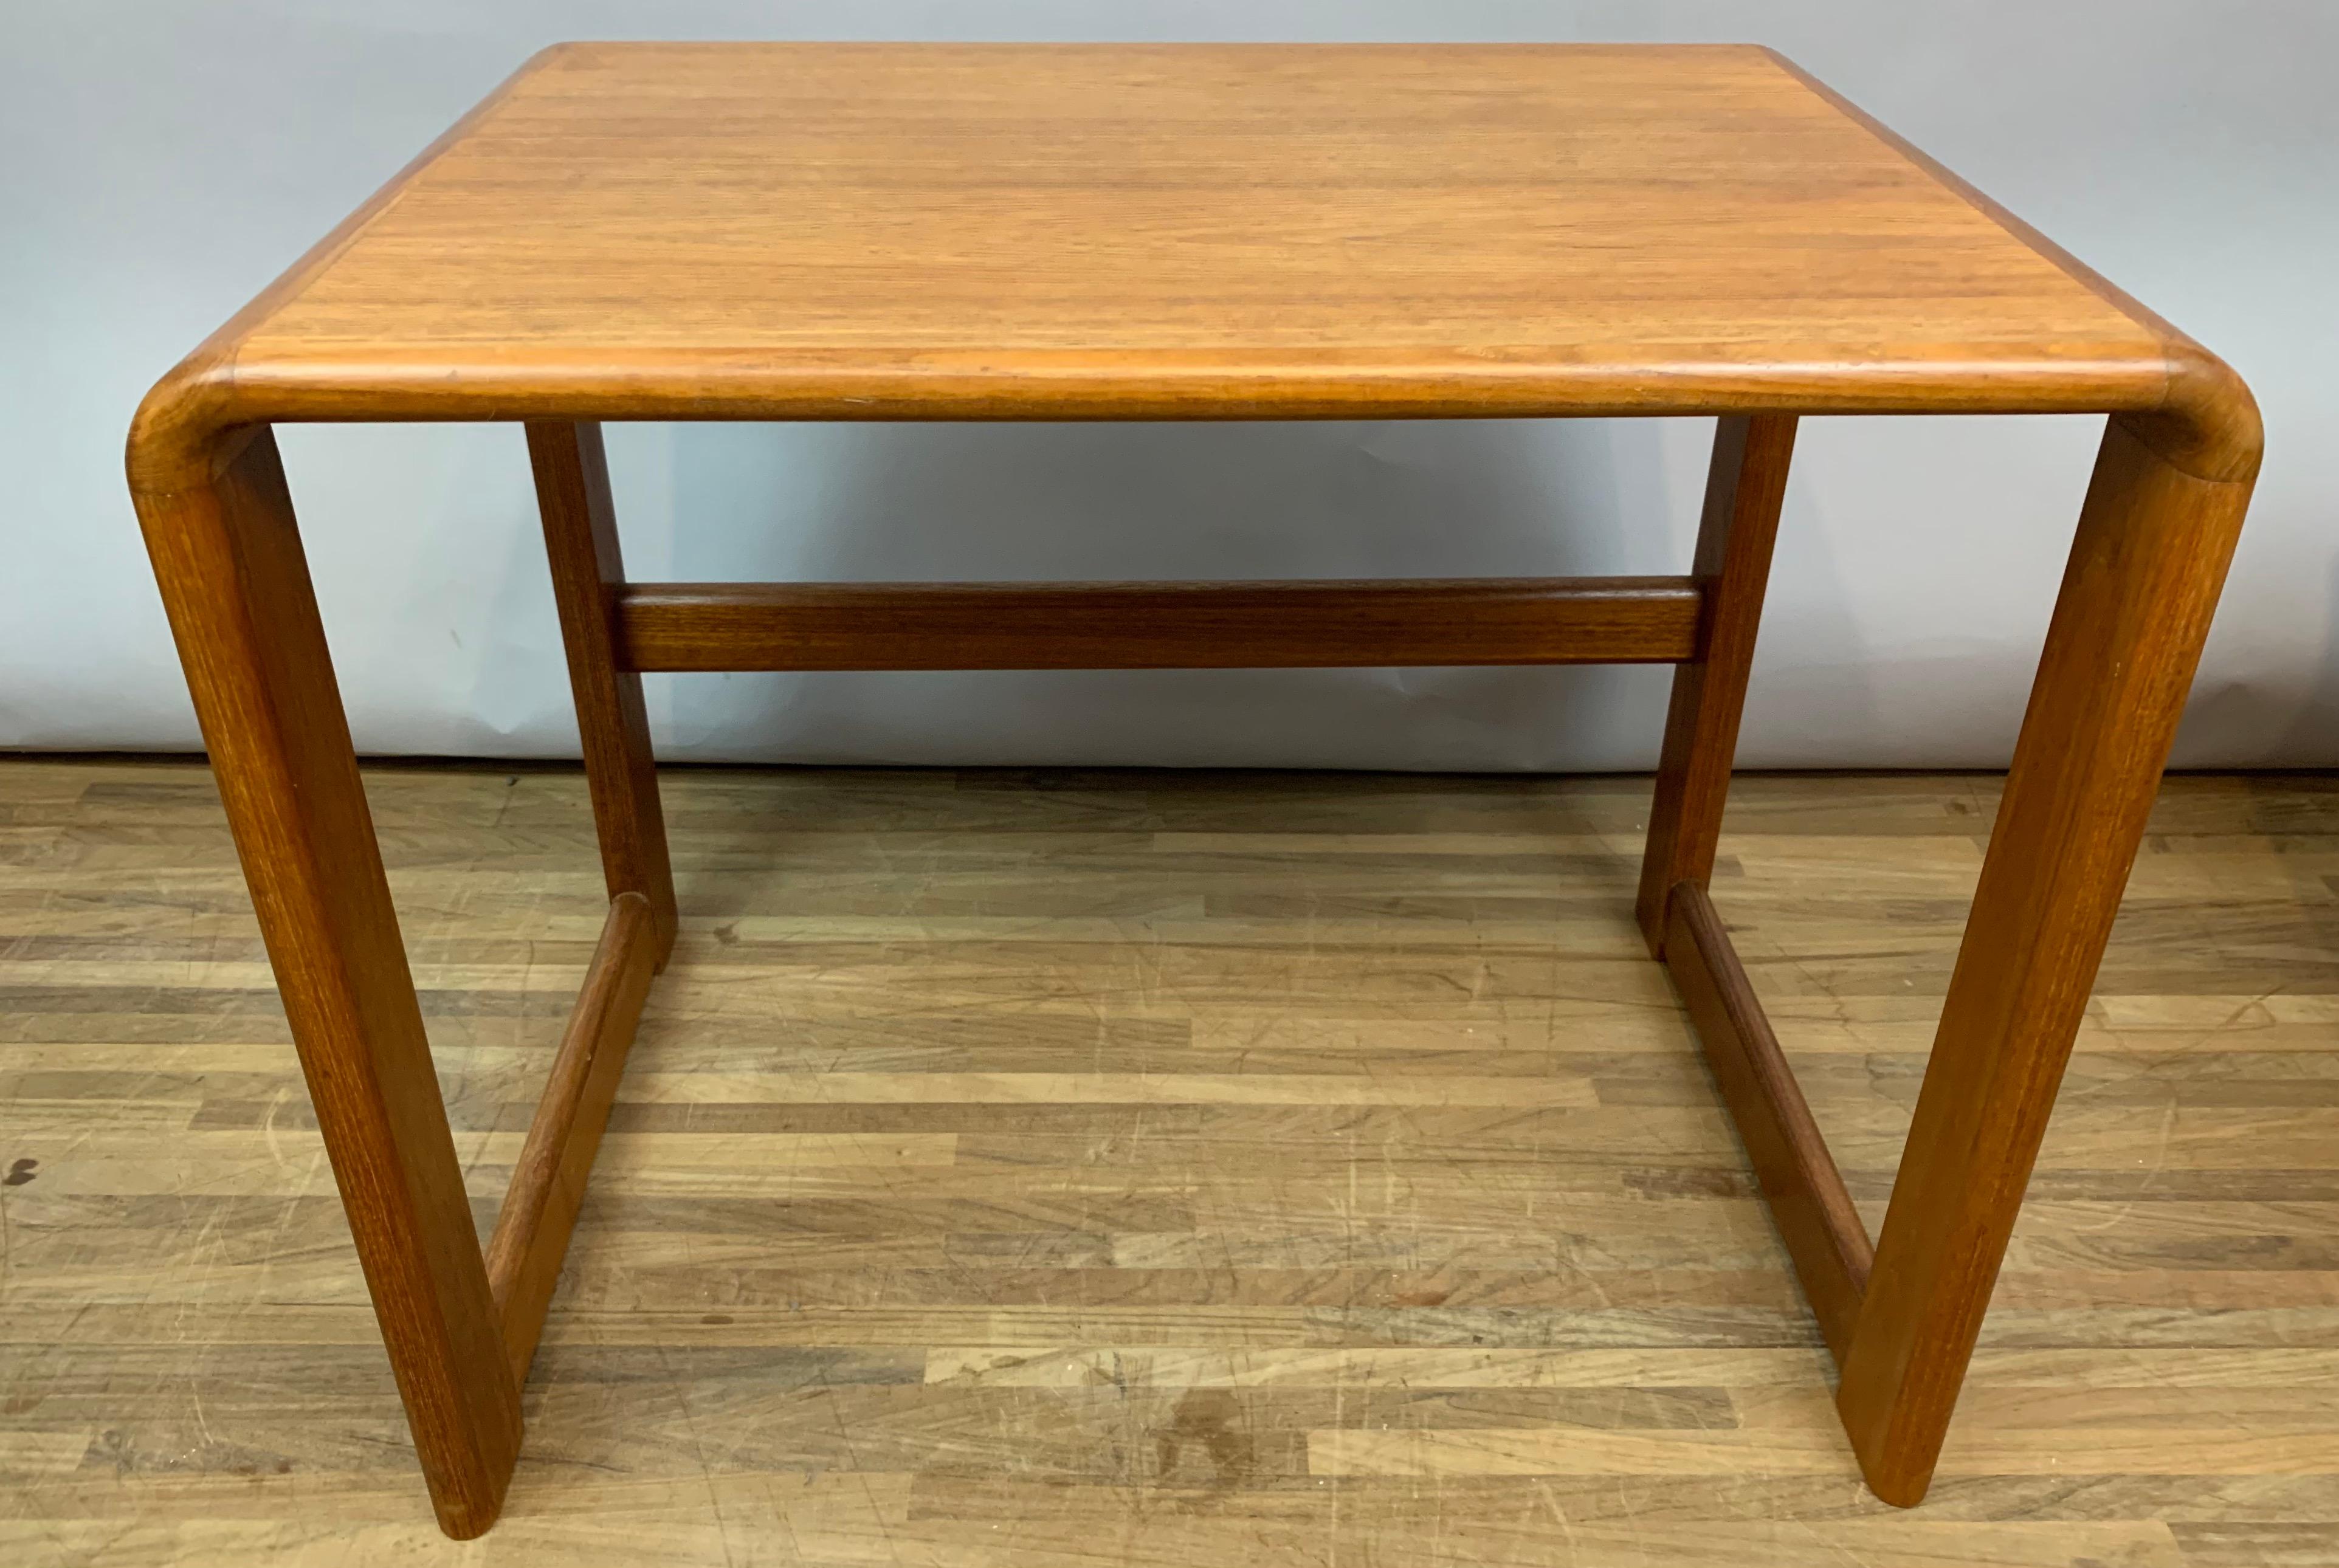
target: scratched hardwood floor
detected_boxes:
[2,757,2336,1566]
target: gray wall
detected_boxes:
[6,2,2334,768]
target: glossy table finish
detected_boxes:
[129,44,2259,1538]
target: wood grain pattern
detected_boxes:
[1839,414,2256,1504]
[1759,52,2258,484]
[1665,882,1873,1364]
[616,577,1704,672]
[125,435,520,1538]
[1636,414,1797,951]
[483,891,657,1392]
[5,758,2338,1566]
[126,41,2256,493]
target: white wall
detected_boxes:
[6,2,2334,769]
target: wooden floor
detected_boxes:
[2,758,2337,1567]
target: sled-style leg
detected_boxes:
[1837,414,2253,1503]
[1636,414,1798,952]
[134,426,522,1538]
[528,420,678,963]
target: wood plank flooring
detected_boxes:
[2,758,2335,1566]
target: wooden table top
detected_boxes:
[136,42,2249,485]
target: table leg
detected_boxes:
[527,421,677,963]
[1636,414,1797,952]
[133,425,521,1538]
[1838,413,2255,1503]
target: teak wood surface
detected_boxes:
[122,41,2262,1541]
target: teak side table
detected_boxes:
[128,43,2261,1538]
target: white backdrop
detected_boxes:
[5,2,2334,769]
